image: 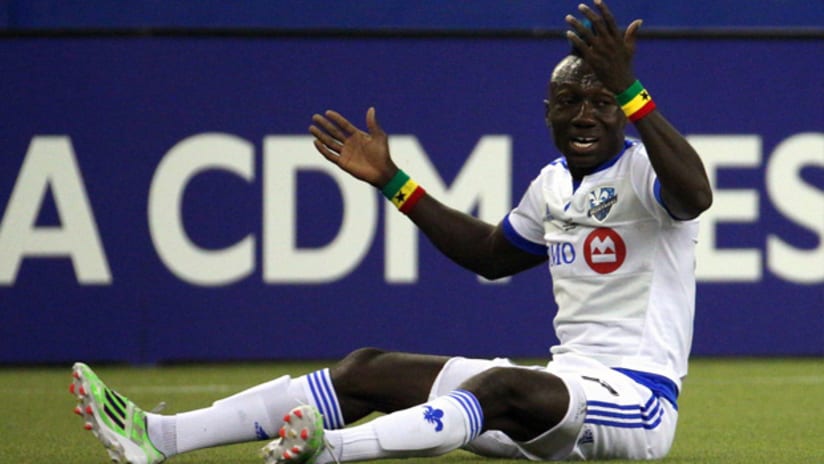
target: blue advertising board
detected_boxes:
[3,0,823,30]
[1,35,822,364]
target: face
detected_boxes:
[545,56,627,179]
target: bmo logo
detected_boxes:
[584,228,626,274]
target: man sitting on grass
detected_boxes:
[71,1,711,462]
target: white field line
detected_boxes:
[6,383,247,396]
[126,384,245,394]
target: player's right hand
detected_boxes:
[309,107,399,188]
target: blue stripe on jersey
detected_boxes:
[571,180,582,194]
[587,139,633,176]
[561,139,633,193]
[447,390,484,441]
[653,179,682,220]
[307,369,344,429]
[613,368,679,410]
[502,215,547,256]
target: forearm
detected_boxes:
[633,110,713,219]
[404,195,500,276]
[400,194,538,279]
[308,108,545,279]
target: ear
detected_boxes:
[543,99,551,127]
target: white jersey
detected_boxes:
[503,140,698,392]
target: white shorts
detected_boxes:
[428,354,678,461]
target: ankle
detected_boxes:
[146,413,177,458]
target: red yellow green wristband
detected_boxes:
[615,80,657,122]
[381,170,426,214]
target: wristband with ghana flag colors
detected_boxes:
[381,170,426,214]
[615,80,657,122]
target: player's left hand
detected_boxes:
[565,0,643,94]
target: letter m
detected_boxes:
[384,136,511,283]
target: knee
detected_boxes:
[461,367,519,399]
[339,347,388,369]
[460,367,570,440]
[465,366,567,399]
[331,347,388,388]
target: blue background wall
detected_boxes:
[1,2,822,364]
[2,0,823,31]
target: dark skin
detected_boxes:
[563,0,713,219]
[312,0,712,444]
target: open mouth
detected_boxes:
[569,136,598,151]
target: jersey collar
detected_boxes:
[561,139,634,192]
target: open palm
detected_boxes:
[309,107,398,188]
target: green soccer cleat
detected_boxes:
[70,362,166,464]
[260,405,326,464]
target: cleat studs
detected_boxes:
[300,428,309,440]
[293,409,303,419]
[79,386,86,396]
[74,406,83,416]
[73,370,80,379]
[282,450,292,459]
[69,383,76,394]
[279,427,286,438]
[283,413,291,423]
[292,446,301,454]
[84,423,93,430]
[86,405,94,415]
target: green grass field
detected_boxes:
[2,358,822,463]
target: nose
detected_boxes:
[571,100,596,125]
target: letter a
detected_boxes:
[0,136,111,285]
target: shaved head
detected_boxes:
[550,55,603,91]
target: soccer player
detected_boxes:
[70,0,712,462]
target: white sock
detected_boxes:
[146,368,345,457]
[300,368,346,430]
[318,390,484,463]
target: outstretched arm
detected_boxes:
[566,0,712,219]
[309,108,546,279]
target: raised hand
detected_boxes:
[309,107,399,188]
[564,0,643,94]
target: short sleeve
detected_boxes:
[503,172,549,256]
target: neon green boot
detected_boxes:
[70,362,165,464]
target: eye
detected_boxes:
[556,94,580,106]
[594,97,616,108]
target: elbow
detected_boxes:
[700,189,714,213]
[474,255,533,280]
[466,257,515,280]
[692,188,714,216]
[662,184,713,220]
[677,189,713,220]
[477,268,510,281]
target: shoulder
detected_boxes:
[540,156,568,174]
[533,156,570,185]
[620,138,650,164]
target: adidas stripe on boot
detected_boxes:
[70,362,165,464]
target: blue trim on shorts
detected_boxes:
[502,214,548,256]
[613,368,679,410]
[585,393,664,429]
